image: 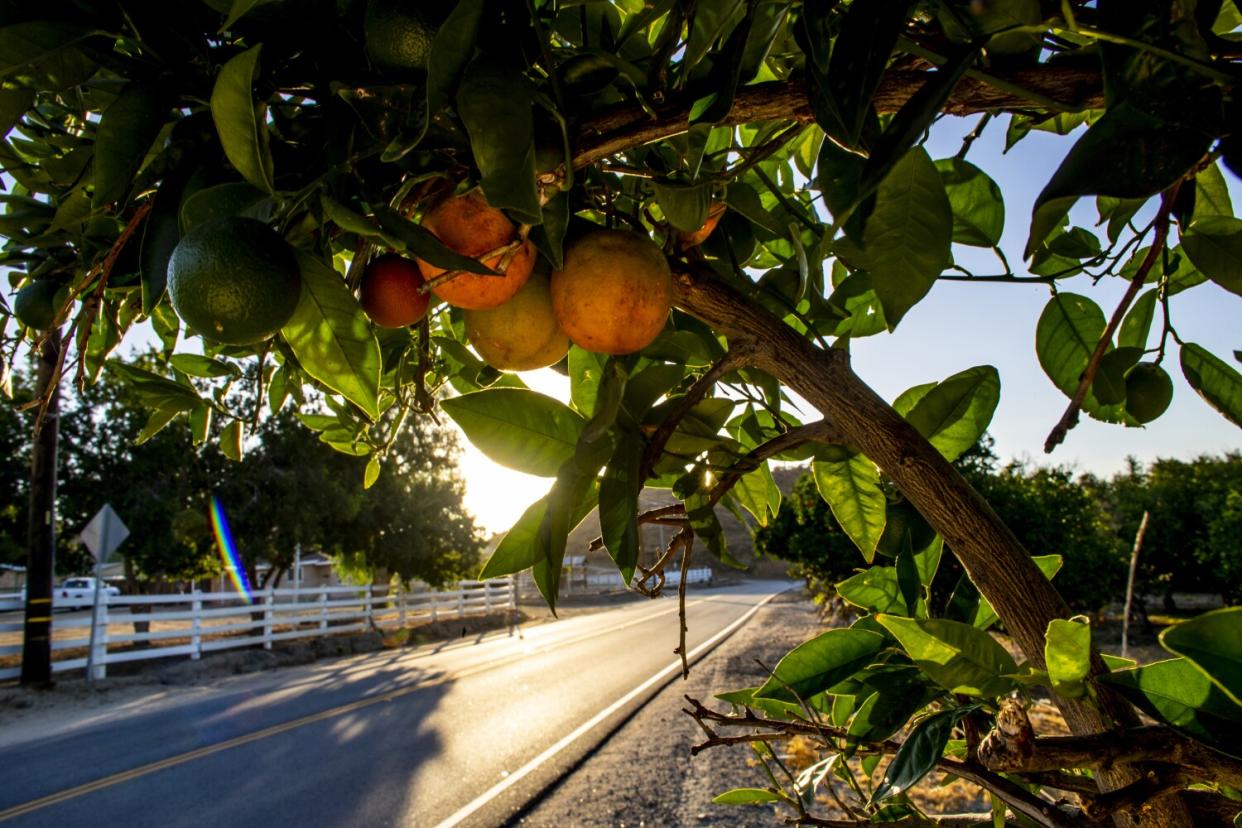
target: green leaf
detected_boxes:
[221,419,244,462]
[0,21,97,90]
[93,82,168,207]
[804,0,912,149]
[0,89,32,138]
[530,190,569,270]
[170,354,238,379]
[140,184,181,315]
[1160,606,1242,706]
[181,182,268,234]
[106,361,201,410]
[441,388,585,477]
[136,404,184,445]
[210,44,275,193]
[373,205,498,275]
[599,431,643,580]
[1101,657,1242,757]
[457,57,541,224]
[1181,342,1242,428]
[220,0,279,30]
[712,788,782,805]
[1093,346,1143,406]
[1035,293,1126,423]
[363,455,380,490]
[1026,103,1212,257]
[904,366,1000,462]
[877,615,1018,696]
[755,628,885,702]
[812,454,886,562]
[409,0,484,152]
[1045,618,1092,699]
[872,707,974,803]
[1118,290,1158,350]
[1181,216,1242,297]
[936,158,1005,247]
[836,567,907,615]
[569,346,608,416]
[281,251,381,420]
[479,485,599,580]
[652,180,712,233]
[859,147,953,329]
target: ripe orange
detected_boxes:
[359,254,430,327]
[464,267,569,372]
[417,190,535,310]
[550,229,672,355]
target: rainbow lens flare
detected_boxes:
[211,495,253,604]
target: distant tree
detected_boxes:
[965,463,1127,613]
[1095,454,1242,607]
[57,358,224,583]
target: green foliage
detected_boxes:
[1,1,1240,820]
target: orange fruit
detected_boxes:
[464,267,569,371]
[417,190,535,310]
[676,202,727,251]
[550,229,672,355]
[359,254,430,327]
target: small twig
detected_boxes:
[674,533,693,678]
[416,239,520,294]
[706,419,847,507]
[955,112,993,160]
[1043,183,1180,453]
[638,343,756,481]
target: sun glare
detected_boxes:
[456,368,571,536]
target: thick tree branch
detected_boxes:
[572,67,1104,170]
[669,266,1191,827]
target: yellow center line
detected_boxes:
[0,597,707,822]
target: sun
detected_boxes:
[455,368,571,536]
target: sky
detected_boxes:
[458,115,1242,534]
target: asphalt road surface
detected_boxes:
[0,580,791,828]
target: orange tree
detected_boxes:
[2,1,1242,824]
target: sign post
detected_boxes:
[80,504,129,682]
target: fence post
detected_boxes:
[190,590,202,661]
[318,588,327,635]
[430,586,438,623]
[263,591,273,650]
[89,597,109,680]
[508,576,517,610]
[485,582,493,613]
[365,584,374,628]
[398,583,407,630]
[457,585,465,618]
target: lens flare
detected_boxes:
[211,495,253,604]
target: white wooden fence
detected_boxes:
[0,579,515,681]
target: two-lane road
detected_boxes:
[0,581,790,827]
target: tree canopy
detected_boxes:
[2,0,1242,825]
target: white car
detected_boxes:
[54,577,120,610]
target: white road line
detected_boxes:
[433,589,781,828]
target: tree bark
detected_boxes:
[573,66,1104,171]
[21,328,61,688]
[671,269,1192,827]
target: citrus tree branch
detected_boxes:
[572,66,1105,170]
[667,266,1192,823]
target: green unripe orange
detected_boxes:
[168,217,302,345]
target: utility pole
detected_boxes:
[21,328,61,687]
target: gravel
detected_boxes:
[514,588,824,828]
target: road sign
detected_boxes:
[80,504,129,563]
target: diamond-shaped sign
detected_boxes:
[80,504,129,562]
